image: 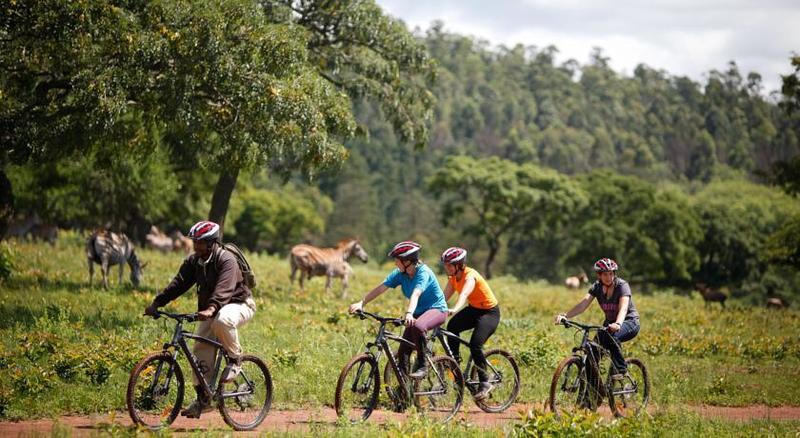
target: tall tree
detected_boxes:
[1,0,435,234]
[429,155,585,278]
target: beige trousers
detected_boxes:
[192,298,256,385]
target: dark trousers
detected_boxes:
[398,309,448,367]
[446,305,500,382]
[597,319,640,374]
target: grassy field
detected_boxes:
[1,236,799,436]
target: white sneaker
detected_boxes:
[222,363,242,383]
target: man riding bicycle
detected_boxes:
[348,241,448,379]
[554,258,640,380]
[441,247,500,400]
[144,220,257,418]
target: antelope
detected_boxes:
[766,297,787,310]
[694,283,727,309]
[565,271,589,289]
[145,225,173,253]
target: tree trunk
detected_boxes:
[208,168,240,239]
[485,238,500,279]
[0,168,14,240]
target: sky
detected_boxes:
[376,0,799,95]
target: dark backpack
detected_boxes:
[219,242,256,289]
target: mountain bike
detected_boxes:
[425,327,520,412]
[126,311,273,430]
[334,310,464,423]
[549,319,649,418]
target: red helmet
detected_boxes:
[593,258,618,272]
[441,247,467,264]
[387,241,421,259]
[188,221,220,242]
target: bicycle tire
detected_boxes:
[334,353,380,422]
[608,358,650,418]
[468,349,521,413]
[549,355,598,416]
[413,355,464,422]
[216,355,273,431]
[126,352,185,430]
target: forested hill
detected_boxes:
[355,25,798,179]
[313,25,800,300]
[6,22,800,302]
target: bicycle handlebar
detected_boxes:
[561,318,606,332]
[353,309,404,326]
[147,310,199,322]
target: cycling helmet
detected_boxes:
[388,241,421,259]
[441,247,467,264]
[188,221,220,242]
[593,258,618,272]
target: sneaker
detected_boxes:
[222,363,242,383]
[181,398,213,418]
[408,363,428,379]
[474,382,494,401]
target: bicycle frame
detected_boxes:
[562,320,613,400]
[431,328,499,389]
[353,311,451,402]
[150,312,251,402]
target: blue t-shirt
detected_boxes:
[383,263,448,317]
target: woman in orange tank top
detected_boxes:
[441,247,500,401]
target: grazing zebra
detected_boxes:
[289,239,368,295]
[86,230,146,289]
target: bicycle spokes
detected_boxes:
[217,356,273,430]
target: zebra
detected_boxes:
[289,238,368,295]
[86,230,146,289]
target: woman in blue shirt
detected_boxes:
[349,241,448,378]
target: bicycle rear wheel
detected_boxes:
[413,356,464,422]
[217,355,273,431]
[335,354,380,422]
[549,355,598,417]
[608,358,650,418]
[468,349,521,413]
[127,352,184,429]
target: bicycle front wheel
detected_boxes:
[127,352,185,430]
[468,349,521,413]
[549,355,597,417]
[335,354,380,422]
[217,355,273,431]
[608,358,650,418]
[413,356,464,422]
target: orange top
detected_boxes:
[448,267,498,310]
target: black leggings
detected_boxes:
[446,305,500,382]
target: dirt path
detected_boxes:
[2,404,799,436]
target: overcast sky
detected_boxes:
[376,0,799,95]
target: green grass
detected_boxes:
[1,237,799,435]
